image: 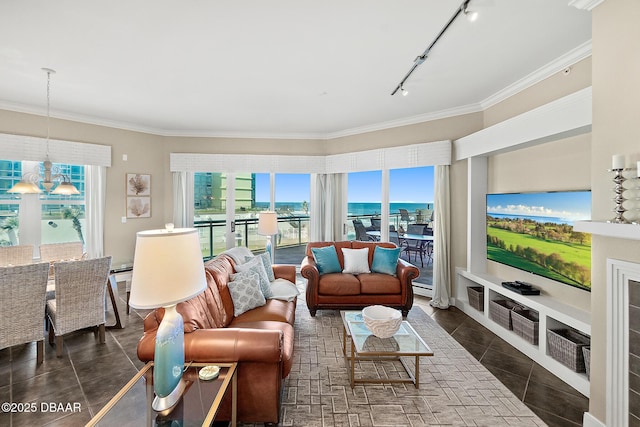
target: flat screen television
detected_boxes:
[486,190,592,291]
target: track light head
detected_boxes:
[401,85,409,96]
[463,2,478,22]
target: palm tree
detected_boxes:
[62,207,84,244]
[1,216,19,245]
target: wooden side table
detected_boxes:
[86,362,237,426]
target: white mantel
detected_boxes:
[574,221,640,241]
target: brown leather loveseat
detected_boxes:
[137,249,297,425]
[301,241,419,317]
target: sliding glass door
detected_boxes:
[347,171,381,240]
[193,171,310,262]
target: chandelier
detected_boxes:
[8,68,80,195]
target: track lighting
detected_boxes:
[391,0,478,96]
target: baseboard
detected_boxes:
[413,284,433,298]
[583,412,606,427]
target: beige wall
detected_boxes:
[325,112,483,154]
[588,0,640,422]
[484,56,592,127]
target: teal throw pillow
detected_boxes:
[371,246,401,276]
[246,252,275,283]
[311,245,342,274]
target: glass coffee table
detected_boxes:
[341,310,433,388]
[86,362,237,427]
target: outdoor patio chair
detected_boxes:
[46,256,112,357]
[353,220,376,241]
[399,209,413,228]
[0,262,50,363]
[402,225,432,267]
[0,244,34,266]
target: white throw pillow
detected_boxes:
[341,247,371,274]
[268,278,300,302]
[227,271,266,316]
[235,256,273,298]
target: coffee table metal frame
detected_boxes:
[341,310,433,388]
[86,361,237,427]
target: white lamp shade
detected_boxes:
[258,211,278,236]
[129,228,207,309]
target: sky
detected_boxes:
[255,167,435,203]
[486,191,592,221]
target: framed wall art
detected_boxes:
[126,173,151,196]
[126,174,151,218]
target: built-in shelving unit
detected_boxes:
[455,268,591,396]
[452,88,593,397]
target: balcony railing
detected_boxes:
[194,210,432,259]
[194,214,311,259]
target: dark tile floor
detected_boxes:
[414,299,589,427]
[0,279,587,426]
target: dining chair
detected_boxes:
[0,262,50,363]
[46,256,112,357]
[39,242,84,263]
[0,244,34,266]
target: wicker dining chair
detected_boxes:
[46,256,112,357]
[0,244,34,266]
[0,262,50,363]
[39,242,84,263]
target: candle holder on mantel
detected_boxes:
[608,168,630,224]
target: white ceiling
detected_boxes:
[0,1,592,139]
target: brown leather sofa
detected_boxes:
[300,241,419,317]
[137,252,297,425]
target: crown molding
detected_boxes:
[323,103,483,140]
[481,40,592,111]
[568,0,605,11]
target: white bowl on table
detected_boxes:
[362,305,402,338]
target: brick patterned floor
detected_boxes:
[247,291,547,427]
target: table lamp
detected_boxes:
[129,225,206,412]
[257,211,278,261]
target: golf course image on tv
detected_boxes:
[486,191,592,291]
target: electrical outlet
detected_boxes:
[121,216,127,223]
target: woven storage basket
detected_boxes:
[547,329,590,372]
[489,299,521,330]
[466,286,484,311]
[583,346,591,379]
[511,308,539,345]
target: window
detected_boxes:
[275,173,310,259]
[0,159,85,251]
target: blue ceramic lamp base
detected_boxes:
[152,304,186,412]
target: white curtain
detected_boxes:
[311,173,346,241]
[172,171,194,228]
[85,165,106,258]
[430,164,451,309]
